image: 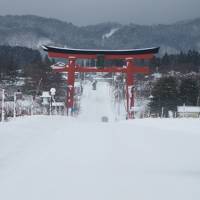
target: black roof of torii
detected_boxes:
[42,45,159,56]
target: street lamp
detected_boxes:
[148,94,154,118]
[50,88,56,115]
[50,88,56,99]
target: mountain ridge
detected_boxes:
[0,15,200,54]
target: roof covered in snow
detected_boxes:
[177,106,200,113]
[40,91,51,98]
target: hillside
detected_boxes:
[0,15,200,54]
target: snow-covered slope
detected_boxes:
[78,81,116,122]
[102,28,119,39]
[0,81,200,200]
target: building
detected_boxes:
[177,106,200,118]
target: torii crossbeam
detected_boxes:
[42,45,159,119]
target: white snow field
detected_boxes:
[0,81,200,200]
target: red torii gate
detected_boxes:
[42,46,159,119]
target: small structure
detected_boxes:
[51,102,65,115]
[40,91,51,114]
[41,91,51,105]
[177,106,200,118]
[101,116,109,122]
[151,72,162,80]
[40,90,65,115]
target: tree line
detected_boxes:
[151,50,200,73]
[0,45,66,97]
[149,76,200,117]
[1,45,200,105]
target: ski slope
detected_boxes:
[0,82,200,200]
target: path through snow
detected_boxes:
[78,81,116,122]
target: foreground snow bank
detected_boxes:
[0,116,200,200]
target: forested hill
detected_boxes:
[0,15,200,54]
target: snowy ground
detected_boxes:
[0,81,200,200]
[78,81,117,122]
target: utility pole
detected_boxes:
[1,89,5,122]
[50,88,56,116]
[31,96,34,116]
[161,107,164,118]
[13,92,16,118]
[117,81,121,118]
[13,91,22,118]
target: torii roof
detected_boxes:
[42,45,159,55]
[42,45,159,59]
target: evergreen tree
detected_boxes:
[179,78,199,106]
[149,76,179,117]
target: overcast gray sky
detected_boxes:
[0,0,200,26]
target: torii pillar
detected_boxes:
[66,57,76,115]
[125,58,149,119]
